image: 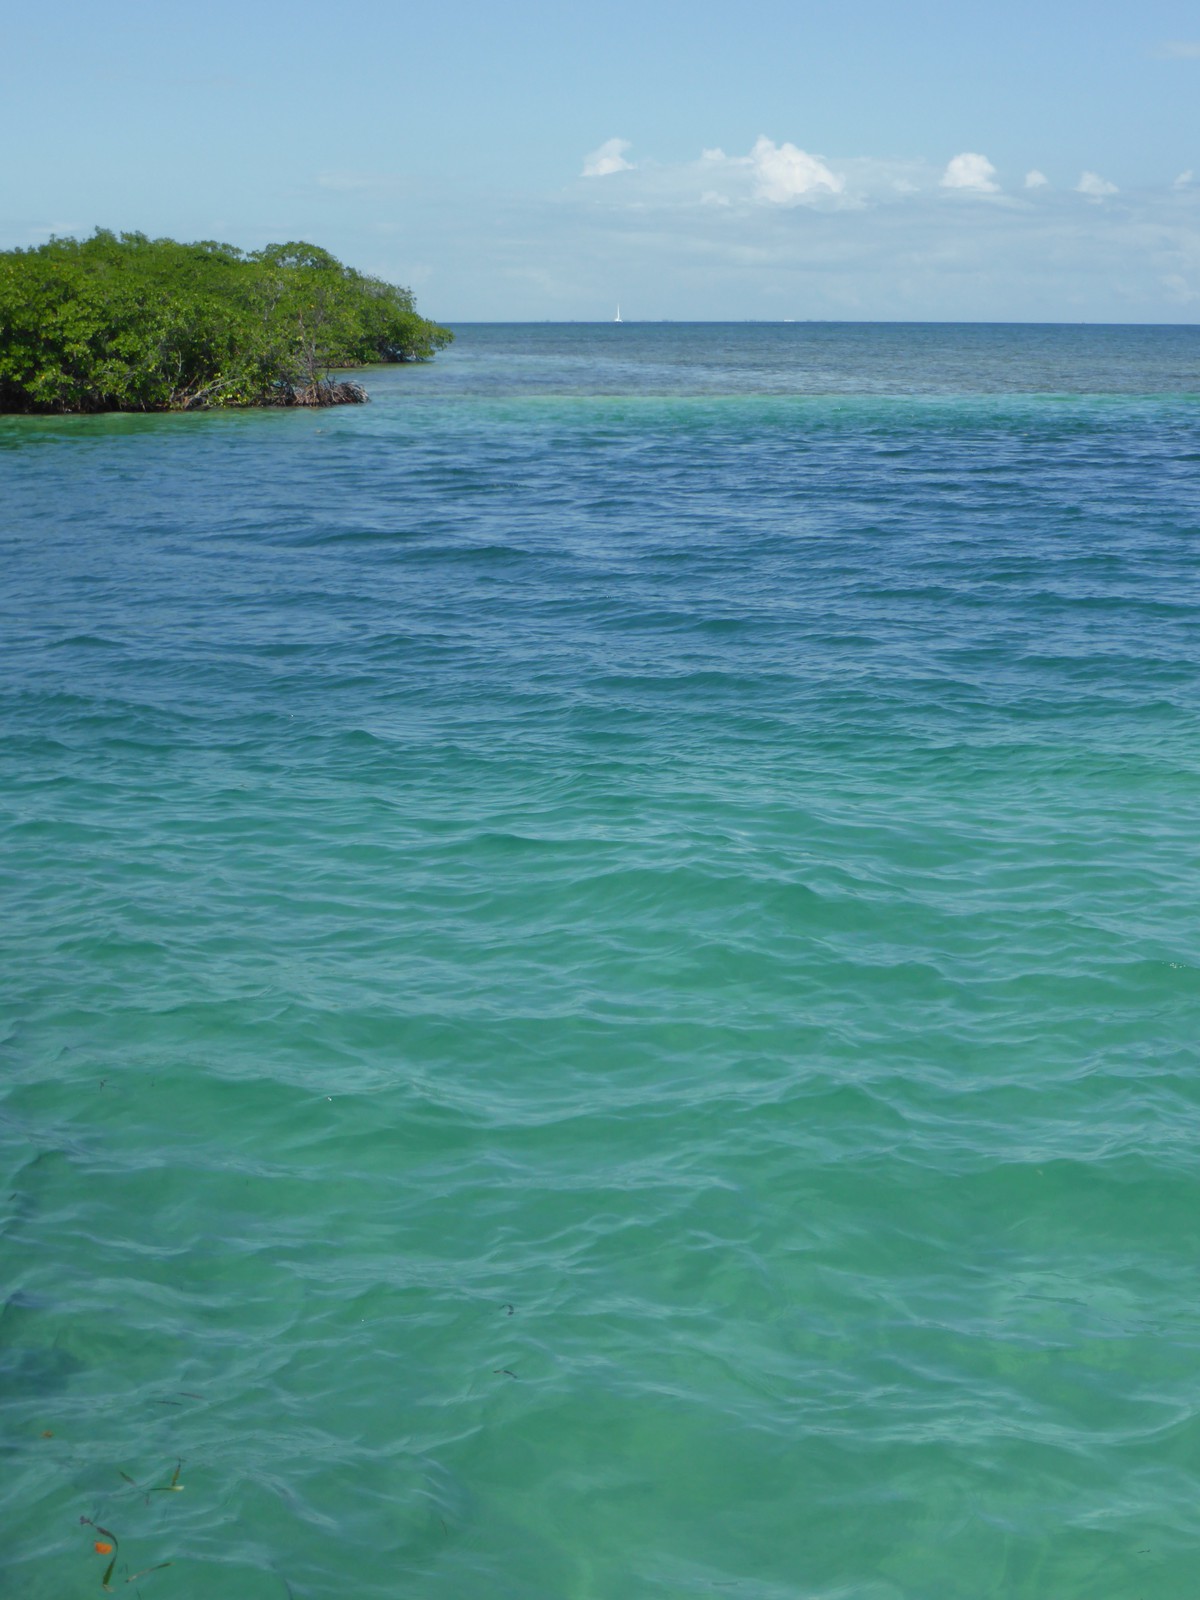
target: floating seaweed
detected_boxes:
[80,1462,183,1589]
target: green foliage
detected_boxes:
[0,229,453,413]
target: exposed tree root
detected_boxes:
[277,379,369,407]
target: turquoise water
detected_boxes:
[2,323,1199,1600]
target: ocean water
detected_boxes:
[1,322,1198,1600]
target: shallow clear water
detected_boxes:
[2,323,1199,1599]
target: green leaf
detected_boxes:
[0,229,450,414]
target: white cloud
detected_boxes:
[941,152,999,192]
[1077,171,1118,198]
[1158,40,1200,57]
[567,139,1196,230]
[431,163,1200,320]
[583,138,633,178]
[830,156,929,198]
[749,137,843,203]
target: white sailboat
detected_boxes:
[614,305,623,323]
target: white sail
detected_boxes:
[614,305,622,323]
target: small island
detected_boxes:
[0,230,453,413]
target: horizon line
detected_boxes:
[438,317,1200,328]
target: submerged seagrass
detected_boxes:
[0,230,452,413]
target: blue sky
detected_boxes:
[4,0,1199,320]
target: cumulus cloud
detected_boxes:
[583,138,633,178]
[456,155,1200,321]
[566,139,1194,226]
[1077,171,1118,197]
[941,152,999,192]
[749,137,843,203]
